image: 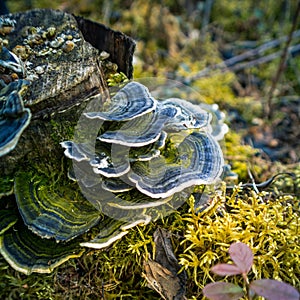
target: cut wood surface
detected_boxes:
[0,9,135,176]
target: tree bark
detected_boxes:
[0,9,135,177]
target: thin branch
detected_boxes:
[221,30,300,69]
[230,44,300,72]
[185,29,300,82]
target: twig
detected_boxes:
[102,0,112,25]
[184,41,300,83]
[230,44,300,72]
[247,168,259,194]
[185,30,300,82]
[221,30,300,69]
[265,0,300,119]
[226,172,296,191]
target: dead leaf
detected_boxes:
[143,228,186,300]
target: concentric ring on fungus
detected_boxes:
[84,81,157,121]
[60,80,225,252]
[128,131,224,198]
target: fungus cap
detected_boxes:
[14,171,101,242]
[98,109,166,147]
[129,131,167,162]
[84,81,157,121]
[0,223,84,275]
[128,131,224,198]
[90,143,130,177]
[80,217,150,249]
[160,98,212,132]
[0,81,31,157]
[60,141,93,162]
[0,46,25,75]
[102,177,133,193]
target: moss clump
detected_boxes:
[224,131,260,181]
[50,118,75,146]
[179,184,299,298]
[107,71,129,87]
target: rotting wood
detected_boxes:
[0,9,135,177]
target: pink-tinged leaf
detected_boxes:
[228,242,253,274]
[250,279,299,300]
[203,282,244,300]
[211,263,243,276]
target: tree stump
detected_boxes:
[0,9,135,178]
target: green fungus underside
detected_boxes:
[0,210,18,235]
[0,222,84,275]
[14,171,101,241]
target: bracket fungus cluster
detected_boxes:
[0,79,225,275]
[68,82,223,194]
[59,81,225,247]
[0,13,226,275]
[0,80,226,275]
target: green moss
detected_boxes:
[224,131,260,181]
[50,118,75,146]
[179,185,300,298]
[107,71,129,87]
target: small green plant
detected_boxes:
[203,242,299,300]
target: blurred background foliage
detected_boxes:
[1,0,300,299]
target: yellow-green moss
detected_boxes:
[179,184,299,299]
[224,131,260,180]
[107,71,129,87]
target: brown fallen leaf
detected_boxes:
[143,228,187,300]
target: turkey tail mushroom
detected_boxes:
[0,80,31,157]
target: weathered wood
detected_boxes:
[0,9,135,177]
[75,15,135,79]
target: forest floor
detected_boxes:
[1,1,299,299]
